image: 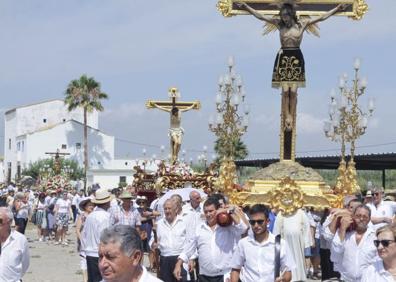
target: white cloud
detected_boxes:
[297,112,325,134]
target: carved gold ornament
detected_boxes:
[268,177,304,216]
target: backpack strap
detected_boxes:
[274,234,281,280]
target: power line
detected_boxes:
[115,136,396,156]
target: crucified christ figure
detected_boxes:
[236,1,347,131]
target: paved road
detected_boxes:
[24,223,83,282]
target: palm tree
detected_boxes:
[64,74,108,193]
[214,137,248,161]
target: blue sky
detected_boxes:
[0,0,395,162]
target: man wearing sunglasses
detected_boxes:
[0,207,30,282]
[230,204,294,282]
[366,187,396,231]
[331,204,378,281]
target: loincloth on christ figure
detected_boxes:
[272,48,306,89]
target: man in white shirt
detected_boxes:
[99,225,162,282]
[182,191,203,215]
[153,199,191,282]
[14,192,29,234]
[231,204,294,282]
[0,207,30,282]
[174,196,248,282]
[331,204,378,281]
[366,187,396,231]
[82,188,113,282]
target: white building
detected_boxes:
[4,99,100,182]
[4,98,159,189]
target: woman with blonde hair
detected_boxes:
[361,223,396,281]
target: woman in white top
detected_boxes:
[34,192,47,241]
[54,191,72,245]
[361,224,396,281]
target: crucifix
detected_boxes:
[146,87,201,165]
[45,149,71,175]
[226,0,365,161]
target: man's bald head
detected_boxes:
[189,191,202,209]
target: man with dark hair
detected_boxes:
[174,196,247,282]
[231,204,294,282]
[331,204,377,281]
[99,225,161,282]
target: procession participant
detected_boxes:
[81,188,113,282]
[99,225,162,282]
[54,191,72,245]
[77,196,95,282]
[331,204,378,281]
[364,190,373,205]
[273,208,312,281]
[0,207,30,282]
[231,204,294,282]
[137,196,158,271]
[367,187,396,231]
[34,192,48,241]
[6,187,15,207]
[174,197,248,282]
[14,192,29,234]
[153,199,192,282]
[110,191,142,230]
[182,191,203,215]
[361,224,396,281]
[71,189,82,223]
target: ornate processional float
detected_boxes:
[215,0,369,214]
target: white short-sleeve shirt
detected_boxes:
[361,260,395,282]
[367,201,396,230]
[231,232,295,282]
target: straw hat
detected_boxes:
[365,190,373,198]
[119,191,134,200]
[92,188,114,204]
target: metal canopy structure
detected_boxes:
[235,153,396,170]
[235,153,396,188]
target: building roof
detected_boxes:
[5,99,64,115]
[235,152,396,170]
[17,119,108,138]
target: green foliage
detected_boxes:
[64,74,108,113]
[22,158,84,181]
[214,137,248,161]
[118,182,127,188]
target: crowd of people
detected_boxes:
[0,182,396,282]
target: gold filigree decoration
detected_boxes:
[278,56,302,81]
[351,0,368,20]
[268,177,304,216]
[216,0,233,17]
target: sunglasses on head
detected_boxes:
[374,239,395,248]
[249,219,266,225]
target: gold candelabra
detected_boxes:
[209,56,249,195]
[324,58,374,197]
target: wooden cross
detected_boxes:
[146,87,201,164]
[217,0,367,20]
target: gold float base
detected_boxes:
[231,161,338,215]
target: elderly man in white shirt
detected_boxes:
[174,196,248,282]
[152,198,192,282]
[0,207,30,282]
[231,204,294,282]
[331,204,378,281]
[81,189,113,282]
[366,187,396,231]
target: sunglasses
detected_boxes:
[374,239,395,248]
[249,219,266,225]
[374,192,381,196]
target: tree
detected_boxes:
[214,137,248,161]
[64,75,108,193]
[22,158,84,181]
